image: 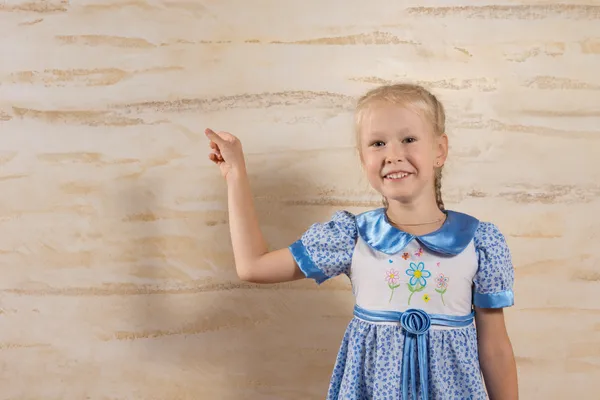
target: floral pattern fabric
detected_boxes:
[327,319,487,399]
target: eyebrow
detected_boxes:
[366,128,412,136]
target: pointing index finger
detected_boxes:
[205,128,224,144]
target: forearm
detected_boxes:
[226,166,269,279]
[479,340,518,399]
[206,128,302,284]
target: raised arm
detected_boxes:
[206,128,304,284]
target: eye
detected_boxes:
[370,140,386,147]
[403,137,417,144]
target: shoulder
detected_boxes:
[303,209,358,240]
[473,221,509,249]
[473,220,512,269]
[471,220,514,306]
[329,210,357,228]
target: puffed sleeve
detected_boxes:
[288,210,358,284]
[472,222,515,308]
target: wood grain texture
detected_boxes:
[1,0,599,399]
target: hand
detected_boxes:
[205,128,246,180]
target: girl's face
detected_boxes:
[358,103,448,205]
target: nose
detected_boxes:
[385,142,404,164]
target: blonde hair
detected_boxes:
[354,83,447,211]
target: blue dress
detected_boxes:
[289,208,515,400]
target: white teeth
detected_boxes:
[386,173,409,179]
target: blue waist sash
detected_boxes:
[353,305,475,400]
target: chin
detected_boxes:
[384,194,418,205]
[378,188,415,203]
[381,183,432,204]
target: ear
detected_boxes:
[435,133,449,166]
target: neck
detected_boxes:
[385,197,446,236]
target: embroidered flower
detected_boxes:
[414,248,423,257]
[385,269,400,285]
[435,273,449,289]
[385,269,402,303]
[405,262,430,305]
[435,273,450,306]
[402,252,410,260]
[405,262,431,288]
[423,294,431,303]
[436,262,441,267]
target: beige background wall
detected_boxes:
[1,1,599,399]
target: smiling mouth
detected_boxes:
[384,172,411,180]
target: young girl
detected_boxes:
[205,83,519,399]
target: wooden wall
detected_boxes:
[1,1,599,398]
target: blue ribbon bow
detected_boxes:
[400,309,431,400]
[353,305,475,399]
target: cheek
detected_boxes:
[361,154,381,178]
[408,144,434,165]
[364,157,378,171]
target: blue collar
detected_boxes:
[356,208,479,256]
